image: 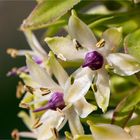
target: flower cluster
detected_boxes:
[8,10,140,140]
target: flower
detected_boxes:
[45,11,140,112]
[12,110,65,140]
[19,53,96,139]
[7,30,48,76]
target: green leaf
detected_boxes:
[110,75,139,107]
[111,88,140,127]
[124,28,140,61]
[21,0,80,30]
[82,114,111,125]
[87,121,132,140]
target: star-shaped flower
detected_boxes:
[19,52,96,139]
[7,30,48,76]
[45,11,140,112]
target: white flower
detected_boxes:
[19,53,96,139]
[45,11,140,112]
[7,30,48,76]
[12,110,65,140]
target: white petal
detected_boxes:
[74,97,97,118]
[88,122,132,140]
[24,30,47,57]
[64,106,84,136]
[19,73,39,88]
[18,111,33,131]
[64,67,94,103]
[37,110,66,140]
[72,67,94,79]
[107,53,140,76]
[102,28,122,53]
[28,92,53,107]
[94,70,110,112]
[47,52,69,89]
[26,54,61,90]
[68,11,97,50]
[19,92,34,108]
[45,36,86,61]
[129,125,140,140]
[18,132,37,139]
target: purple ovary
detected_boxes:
[82,51,104,70]
[33,92,65,112]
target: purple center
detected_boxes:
[33,92,65,112]
[33,56,43,64]
[82,51,104,70]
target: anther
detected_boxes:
[19,103,30,109]
[73,39,83,50]
[96,39,105,48]
[40,87,51,96]
[7,48,18,58]
[91,83,97,92]
[16,81,25,98]
[51,128,59,139]
[11,129,19,140]
[70,76,75,85]
[24,85,35,94]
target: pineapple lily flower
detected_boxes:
[20,52,96,139]
[45,11,140,112]
[7,30,47,76]
[12,110,65,140]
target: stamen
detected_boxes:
[7,48,35,58]
[96,39,105,48]
[19,103,30,109]
[124,127,130,133]
[7,48,18,58]
[91,83,97,92]
[25,85,35,94]
[40,87,51,96]
[70,76,75,85]
[33,119,43,129]
[73,39,83,50]
[16,81,25,98]
[105,64,114,72]
[51,128,59,139]
[32,118,43,129]
[11,129,19,140]
[58,53,66,61]
[92,73,98,83]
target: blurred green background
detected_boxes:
[0,1,36,139]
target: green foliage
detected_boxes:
[21,0,80,30]
[112,88,140,127]
[124,28,140,61]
